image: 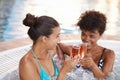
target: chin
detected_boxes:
[52,47,56,50]
[87,45,92,50]
[49,48,55,51]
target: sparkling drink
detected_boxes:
[72,45,79,57]
[72,43,87,68]
[79,44,87,59]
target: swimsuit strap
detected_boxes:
[100,48,106,60]
[98,48,106,69]
[31,49,41,67]
[31,49,58,71]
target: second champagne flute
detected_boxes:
[72,44,81,68]
[79,43,87,59]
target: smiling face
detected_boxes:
[81,29,101,49]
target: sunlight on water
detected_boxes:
[0,0,120,41]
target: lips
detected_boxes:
[84,42,90,46]
[83,42,91,48]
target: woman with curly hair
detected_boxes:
[59,10,115,79]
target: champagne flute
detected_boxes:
[76,43,87,70]
[76,43,87,68]
[72,44,81,68]
[72,43,87,68]
[79,43,87,59]
[72,44,79,57]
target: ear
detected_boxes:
[41,36,47,43]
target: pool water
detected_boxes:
[0,0,120,41]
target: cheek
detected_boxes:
[87,40,97,48]
[81,36,85,41]
[49,39,58,49]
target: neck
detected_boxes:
[32,43,50,60]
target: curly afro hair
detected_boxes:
[77,10,106,35]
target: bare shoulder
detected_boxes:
[104,48,115,59]
[19,51,40,80]
[19,50,36,74]
[19,51,33,67]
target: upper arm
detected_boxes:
[91,49,115,78]
[19,57,40,80]
[102,49,115,74]
[58,43,72,56]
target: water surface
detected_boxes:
[0,0,120,41]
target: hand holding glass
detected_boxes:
[72,43,87,68]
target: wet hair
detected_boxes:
[23,13,59,43]
[77,10,106,35]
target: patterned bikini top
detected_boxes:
[98,48,106,69]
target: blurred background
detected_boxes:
[0,0,120,42]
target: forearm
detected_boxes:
[91,53,115,78]
[58,43,72,55]
[91,64,106,78]
[56,67,68,80]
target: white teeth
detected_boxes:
[84,42,90,46]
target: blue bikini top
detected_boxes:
[31,49,59,80]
